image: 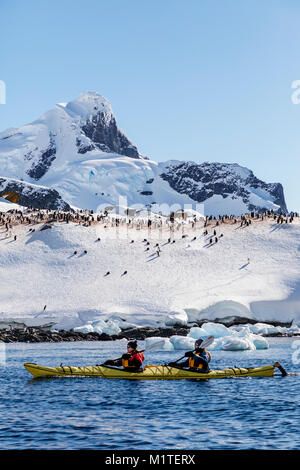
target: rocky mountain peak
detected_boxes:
[63,91,113,122]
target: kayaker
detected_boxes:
[169,338,211,373]
[103,340,144,372]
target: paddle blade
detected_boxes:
[201,335,214,349]
[145,340,168,351]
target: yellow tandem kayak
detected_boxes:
[24,362,285,380]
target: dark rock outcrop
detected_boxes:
[81,111,140,158]
[160,161,288,213]
[0,319,297,343]
[0,177,70,211]
[25,132,56,180]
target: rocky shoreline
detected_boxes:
[0,323,299,343]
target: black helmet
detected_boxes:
[127,340,137,350]
[195,338,204,348]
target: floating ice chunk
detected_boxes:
[289,321,300,334]
[189,322,232,339]
[231,322,300,337]
[249,334,269,350]
[209,331,268,350]
[102,320,121,336]
[165,310,188,327]
[188,327,204,339]
[91,319,106,334]
[221,336,255,351]
[170,335,195,350]
[106,315,138,330]
[145,337,174,351]
[73,324,94,333]
[229,325,251,334]
[118,321,138,330]
[249,323,277,335]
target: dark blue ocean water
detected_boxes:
[0,337,299,450]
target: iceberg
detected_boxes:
[91,319,106,334]
[73,324,94,334]
[170,336,195,350]
[189,322,233,339]
[249,334,269,350]
[165,310,188,327]
[102,320,121,336]
[221,336,256,351]
[145,337,174,351]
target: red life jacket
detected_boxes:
[122,351,145,369]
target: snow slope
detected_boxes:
[0,204,299,330]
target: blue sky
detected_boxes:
[0,0,300,210]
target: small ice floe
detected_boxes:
[231,322,300,336]
[104,316,137,331]
[145,337,174,351]
[146,331,269,352]
[248,323,280,335]
[249,333,269,350]
[220,336,255,351]
[74,319,121,335]
[289,321,300,334]
[170,335,195,350]
[164,310,188,327]
[91,319,106,334]
[209,331,269,351]
[189,322,231,339]
[188,322,269,351]
[73,324,94,334]
[101,320,121,336]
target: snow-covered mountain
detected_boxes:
[0,92,288,215]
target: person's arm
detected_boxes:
[168,358,189,367]
[113,358,122,366]
[103,358,122,366]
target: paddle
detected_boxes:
[273,361,288,377]
[167,335,215,366]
